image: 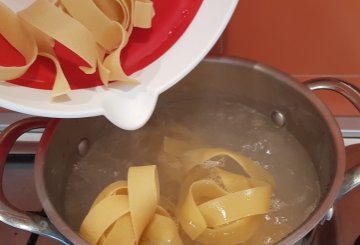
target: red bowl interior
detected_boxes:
[0,0,202,90]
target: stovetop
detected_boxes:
[1,113,360,245]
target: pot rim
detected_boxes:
[34,57,346,245]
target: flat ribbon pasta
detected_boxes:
[1,0,155,97]
[0,3,37,81]
[18,0,99,72]
[79,135,275,245]
[0,3,72,97]
[39,53,71,97]
[60,0,124,52]
[164,138,274,245]
[134,0,155,28]
[79,165,183,245]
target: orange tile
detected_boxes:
[223,0,360,116]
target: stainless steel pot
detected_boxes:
[1,57,360,245]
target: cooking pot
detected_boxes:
[1,57,360,245]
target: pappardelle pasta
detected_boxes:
[0,0,155,97]
[79,137,274,245]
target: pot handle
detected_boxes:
[305,78,360,200]
[336,164,360,200]
[305,77,360,111]
[0,117,72,245]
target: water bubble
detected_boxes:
[181,9,190,17]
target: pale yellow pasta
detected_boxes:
[92,0,132,31]
[163,138,274,245]
[60,0,124,52]
[177,166,272,244]
[134,0,155,28]
[18,0,99,72]
[141,208,183,245]
[101,44,138,84]
[0,0,155,97]
[91,180,128,207]
[39,53,71,97]
[80,195,130,244]
[128,164,159,239]
[80,135,274,245]
[0,3,37,81]
[79,165,183,245]
[0,3,72,97]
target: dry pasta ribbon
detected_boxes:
[0,3,70,97]
[60,0,124,52]
[134,0,155,28]
[18,0,99,72]
[39,53,71,97]
[0,3,38,81]
[1,0,155,96]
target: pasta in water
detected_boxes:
[79,165,183,245]
[79,137,274,245]
[0,0,155,97]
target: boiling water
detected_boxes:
[64,99,320,245]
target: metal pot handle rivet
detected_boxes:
[271,110,287,128]
[0,117,72,245]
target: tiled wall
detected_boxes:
[214,0,360,116]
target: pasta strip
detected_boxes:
[177,180,226,239]
[24,23,55,54]
[128,165,159,241]
[60,0,124,51]
[18,0,99,72]
[196,216,263,245]
[101,44,137,84]
[79,165,182,245]
[93,0,131,31]
[0,3,37,80]
[134,0,155,28]
[1,0,155,97]
[91,180,128,207]
[141,208,183,245]
[79,195,130,244]
[162,138,274,245]
[39,53,71,97]
[102,214,136,245]
[198,185,272,227]
[80,136,274,245]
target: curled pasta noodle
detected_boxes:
[80,136,275,245]
[0,0,155,97]
[163,138,274,245]
[79,165,183,245]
